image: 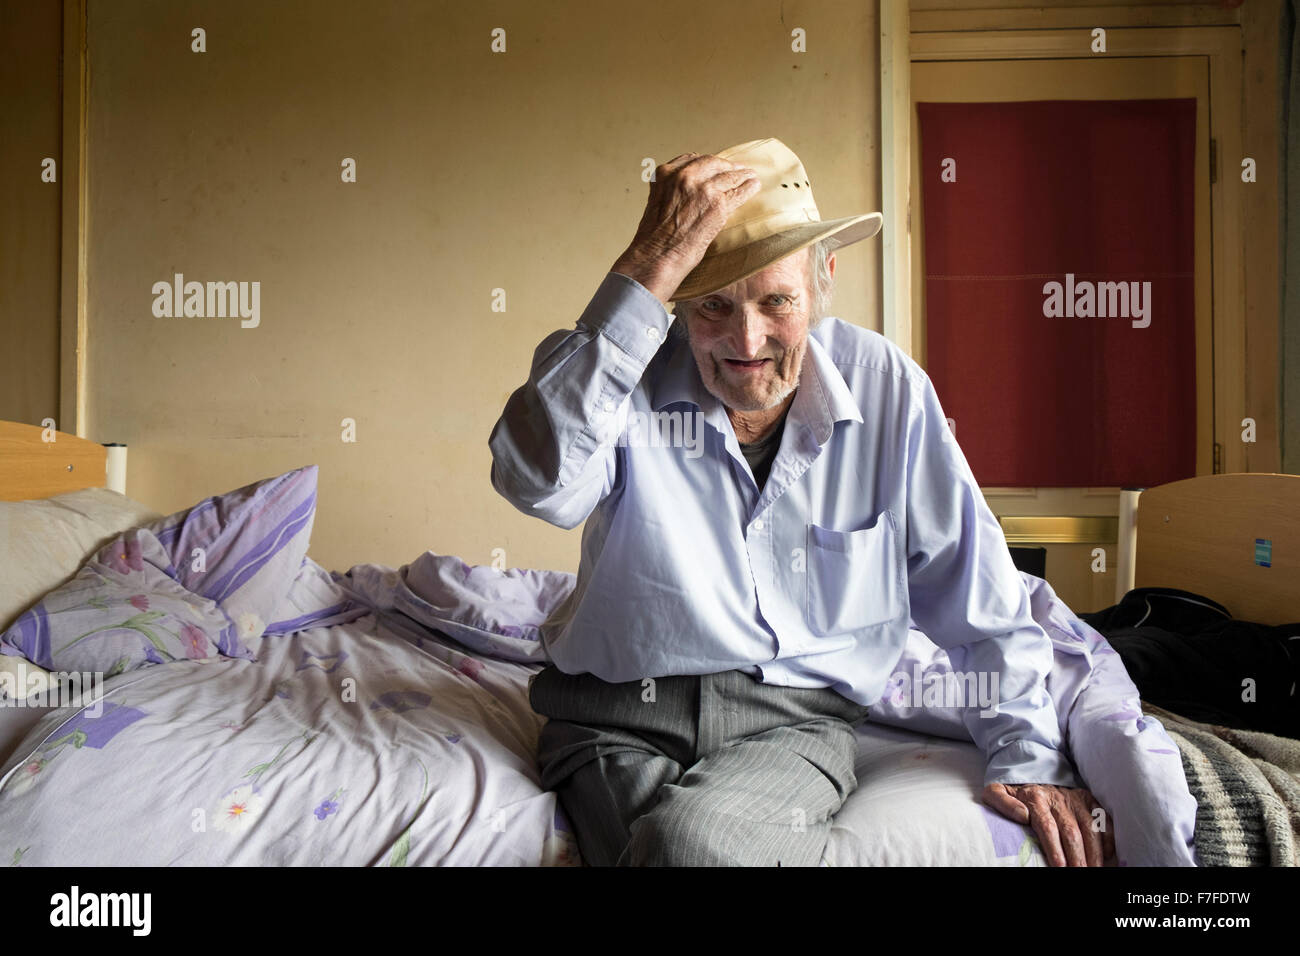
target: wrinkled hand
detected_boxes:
[982,783,1115,867]
[611,152,761,304]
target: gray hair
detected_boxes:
[806,236,836,324]
[670,237,836,340]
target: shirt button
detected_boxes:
[602,400,615,413]
[752,519,764,531]
[646,326,660,340]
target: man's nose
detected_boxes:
[731,308,769,358]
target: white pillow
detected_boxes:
[0,487,162,632]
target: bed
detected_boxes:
[1,420,1295,866]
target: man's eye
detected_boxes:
[700,300,722,312]
[768,295,790,306]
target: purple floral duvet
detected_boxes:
[0,557,579,866]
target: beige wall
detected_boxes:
[81,0,881,574]
[0,0,62,426]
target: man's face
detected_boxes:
[680,248,818,413]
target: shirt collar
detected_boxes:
[651,328,863,445]
[791,331,865,444]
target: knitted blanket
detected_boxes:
[1142,702,1300,866]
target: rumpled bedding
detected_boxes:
[0,547,1199,866]
[0,557,578,866]
[337,555,1199,865]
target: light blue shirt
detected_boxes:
[490,270,1080,788]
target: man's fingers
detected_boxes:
[1027,800,1065,867]
[655,154,759,202]
[670,153,736,182]
[650,153,707,189]
[706,167,761,204]
[992,785,1114,867]
[1080,808,1105,868]
[981,783,1029,824]
[662,162,759,237]
[1052,803,1088,867]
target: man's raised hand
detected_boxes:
[611,153,762,305]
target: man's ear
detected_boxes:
[828,252,836,280]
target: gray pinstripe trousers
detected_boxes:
[529,664,872,866]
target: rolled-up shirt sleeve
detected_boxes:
[902,369,1082,789]
[488,271,675,530]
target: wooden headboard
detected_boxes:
[0,421,108,502]
[1136,473,1300,626]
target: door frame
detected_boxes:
[882,23,1247,477]
[60,0,89,437]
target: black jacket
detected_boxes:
[1080,588,1300,740]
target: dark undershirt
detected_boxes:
[738,406,790,490]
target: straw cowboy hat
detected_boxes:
[671,137,884,301]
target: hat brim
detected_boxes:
[670,212,883,302]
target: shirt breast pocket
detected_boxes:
[805,510,906,636]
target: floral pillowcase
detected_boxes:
[0,466,319,678]
[1,528,240,674]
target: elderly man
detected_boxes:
[489,138,1113,867]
